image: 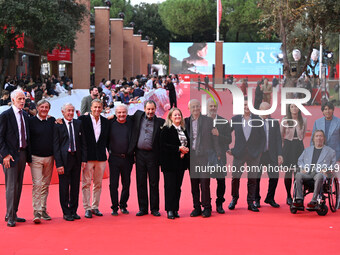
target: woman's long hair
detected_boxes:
[285,104,304,128]
[163,108,185,130]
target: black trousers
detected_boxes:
[135,150,160,212]
[255,151,279,202]
[58,153,81,216]
[163,169,185,211]
[109,156,133,210]
[3,150,26,220]
[169,93,177,108]
[216,178,226,205]
[231,154,260,205]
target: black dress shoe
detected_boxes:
[190,208,202,217]
[248,204,260,212]
[85,210,92,218]
[111,210,118,216]
[254,201,261,208]
[286,197,293,205]
[120,208,129,214]
[293,199,303,207]
[72,214,81,220]
[167,211,175,219]
[15,217,26,223]
[174,211,180,218]
[307,201,317,209]
[7,219,16,227]
[202,208,211,218]
[136,211,148,216]
[216,204,225,214]
[92,209,103,216]
[63,215,74,221]
[228,198,238,210]
[264,199,280,208]
[151,211,161,217]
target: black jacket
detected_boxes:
[53,119,87,169]
[78,115,110,162]
[263,117,283,164]
[160,125,189,172]
[214,115,232,165]
[230,114,265,160]
[0,107,32,167]
[128,110,165,165]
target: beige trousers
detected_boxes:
[82,161,106,211]
[30,155,54,213]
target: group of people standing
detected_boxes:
[1,86,339,227]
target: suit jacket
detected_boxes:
[185,114,219,160]
[160,125,189,172]
[0,107,32,167]
[263,117,282,164]
[128,110,165,165]
[311,116,340,161]
[230,114,265,160]
[78,115,109,161]
[214,115,232,165]
[53,119,87,169]
[298,145,336,176]
[165,82,176,97]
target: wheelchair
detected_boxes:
[290,175,339,216]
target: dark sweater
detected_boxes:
[29,116,55,157]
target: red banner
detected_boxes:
[47,48,71,61]
[218,0,222,27]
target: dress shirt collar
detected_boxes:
[12,104,21,114]
[90,114,101,123]
[37,114,47,121]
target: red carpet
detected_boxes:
[1,83,340,255]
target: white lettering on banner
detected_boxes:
[270,52,277,63]
[256,51,265,63]
[214,118,298,128]
[242,52,252,63]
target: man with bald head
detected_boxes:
[0,89,32,227]
[254,102,283,208]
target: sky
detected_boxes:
[129,0,166,5]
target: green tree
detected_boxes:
[0,0,88,92]
[131,3,171,53]
[90,0,134,26]
[259,0,340,86]
[159,0,216,41]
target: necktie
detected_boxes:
[69,121,75,152]
[19,110,27,148]
[264,121,269,152]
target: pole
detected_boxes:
[216,0,219,42]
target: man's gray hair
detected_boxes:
[10,89,25,101]
[91,98,103,106]
[36,99,51,108]
[115,104,128,113]
[61,103,74,111]
[188,99,200,108]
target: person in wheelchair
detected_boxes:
[293,130,337,210]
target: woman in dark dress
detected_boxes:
[160,108,189,219]
[280,104,307,205]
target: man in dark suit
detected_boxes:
[206,98,232,214]
[0,89,32,227]
[227,98,265,212]
[78,99,110,218]
[255,102,283,208]
[128,100,165,216]
[53,103,87,221]
[185,99,218,218]
[164,76,177,109]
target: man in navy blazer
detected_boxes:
[311,102,340,161]
[294,130,336,210]
[227,98,265,212]
[0,89,32,227]
[255,102,283,208]
[53,103,87,221]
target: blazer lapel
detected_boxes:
[327,118,336,141]
[317,146,328,165]
[152,117,158,143]
[9,108,19,141]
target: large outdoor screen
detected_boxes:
[223,42,282,75]
[169,42,215,75]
